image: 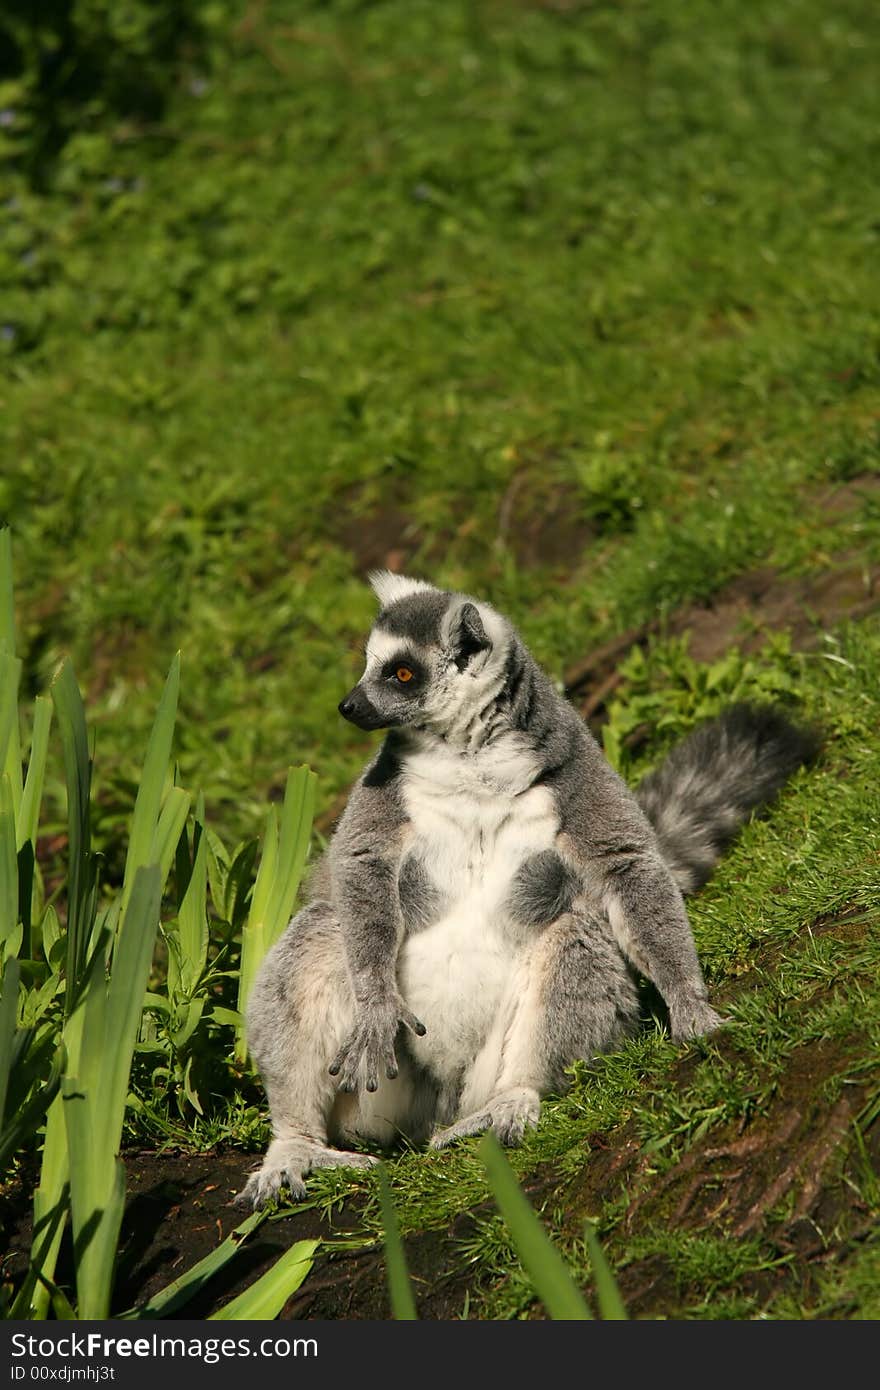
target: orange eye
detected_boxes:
[396,666,414,683]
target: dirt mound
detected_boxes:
[565,549,880,724]
[562,1036,877,1318]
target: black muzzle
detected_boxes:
[338,686,387,731]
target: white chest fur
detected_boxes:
[396,736,559,1086]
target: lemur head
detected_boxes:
[338,571,512,741]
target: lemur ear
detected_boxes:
[453,602,490,670]
[367,570,436,608]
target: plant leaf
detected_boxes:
[151,786,192,898]
[19,696,52,852]
[0,773,18,959]
[478,1134,592,1320]
[120,653,180,917]
[209,1239,319,1320]
[0,956,19,1128]
[0,652,23,830]
[176,819,208,993]
[583,1220,628,1320]
[50,658,98,1012]
[64,865,162,1319]
[378,1165,418,1319]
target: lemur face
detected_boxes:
[338,574,510,738]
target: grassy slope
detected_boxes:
[4,0,879,845]
[3,0,879,1317]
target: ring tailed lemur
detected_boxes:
[239,572,816,1207]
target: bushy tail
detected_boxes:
[635,703,819,895]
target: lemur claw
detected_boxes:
[328,997,425,1092]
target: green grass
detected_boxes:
[3,0,880,855]
[2,0,880,1320]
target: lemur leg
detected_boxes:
[430,911,640,1149]
[239,901,421,1207]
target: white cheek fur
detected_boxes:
[364,631,405,669]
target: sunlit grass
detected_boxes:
[2,0,879,1321]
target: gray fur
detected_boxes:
[398,853,446,933]
[507,850,577,928]
[239,573,814,1207]
[377,590,451,644]
[636,703,819,893]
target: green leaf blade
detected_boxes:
[19,696,52,852]
[121,652,180,916]
[0,653,23,827]
[0,956,20,1128]
[209,1239,319,1320]
[584,1220,628,1321]
[50,658,96,1007]
[0,774,18,959]
[101,865,163,1155]
[478,1134,592,1320]
[378,1165,418,1319]
[176,820,209,993]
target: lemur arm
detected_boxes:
[596,840,721,1039]
[326,747,424,1092]
[559,752,722,1040]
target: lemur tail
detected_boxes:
[635,703,819,895]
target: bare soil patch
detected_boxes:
[566,546,880,725]
[331,472,595,578]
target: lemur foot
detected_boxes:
[430,1086,541,1150]
[669,997,725,1042]
[236,1137,379,1209]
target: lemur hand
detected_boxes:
[328,995,426,1093]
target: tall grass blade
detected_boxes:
[583,1221,628,1320]
[0,1040,65,1175]
[121,653,180,917]
[378,1165,418,1319]
[30,1107,71,1317]
[246,806,278,940]
[209,1239,319,1320]
[176,824,208,994]
[50,659,97,1011]
[65,864,163,1319]
[9,1189,69,1319]
[0,652,23,829]
[30,970,97,1315]
[0,527,14,657]
[64,1072,127,1320]
[19,698,51,854]
[0,773,17,958]
[0,530,21,828]
[152,785,191,896]
[236,768,315,1062]
[478,1134,592,1320]
[0,956,19,1127]
[265,766,317,947]
[235,805,277,1063]
[102,866,163,1155]
[35,653,177,1315]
